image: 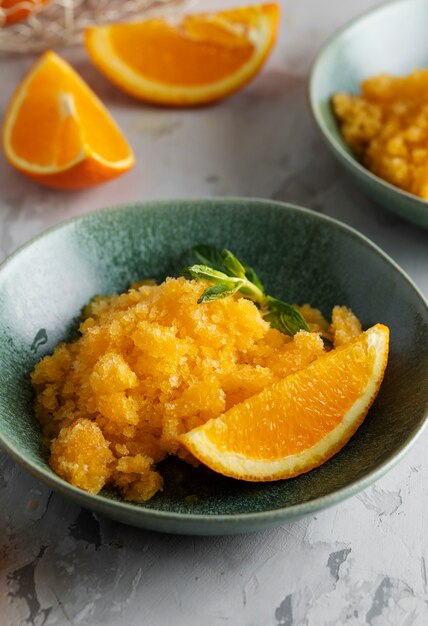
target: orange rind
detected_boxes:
[0,0,50,27]
[2,51,135,190]
[84,4,280,106]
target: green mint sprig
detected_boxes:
[182,245,310,336]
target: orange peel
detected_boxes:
[181,324,390,481]
[84,4,280,106]
[2,51,135,190]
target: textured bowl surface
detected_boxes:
[0,198,427,535]
[309,0,428,229]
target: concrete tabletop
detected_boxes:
[1,1,427,624]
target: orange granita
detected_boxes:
[31,277,362,502]
[332,68,428,199]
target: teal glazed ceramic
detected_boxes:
[0,199,427,535]
[309,0,428,229]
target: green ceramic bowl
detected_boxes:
[309,0,428,229]
[0,199,427,535]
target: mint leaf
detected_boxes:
[182,247,310,337]
[198,280,245,303]
[182,264,229,283]
[221,250,246,279]
[193,245,261,286]
[243,263,265,294]
[192,245,226,273]
[264,296,310,335]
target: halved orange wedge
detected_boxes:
[2,51,135,190]
[0,0,50,27]
[84,4,280,106]
[181,324,389,481]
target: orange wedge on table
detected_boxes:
[0,0,50,27]
[181,325,389,481]
[84,3,280,106]
[2,51,135,190]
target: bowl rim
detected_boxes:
[0,197,427,533]
[308,0,428,211]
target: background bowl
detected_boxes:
[309,0,428,230]
[0,199,427,535]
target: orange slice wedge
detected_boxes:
[2,51,135,190]
[84,3,280,106]
[181,324,389,481]
[0,0,50,27]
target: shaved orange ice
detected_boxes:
[332,68,428,199]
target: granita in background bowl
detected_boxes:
[309,0,428,229]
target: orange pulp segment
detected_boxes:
[2,51,135,189]
[181,324,389,481]
[84,4,280,106]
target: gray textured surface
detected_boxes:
[1,0,428,624]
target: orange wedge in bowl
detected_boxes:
[84,3,280,106]
[181,324,389,481]
[2,51,135,190]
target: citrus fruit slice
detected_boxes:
[180,324,389,481]
[0,0,50,27]
[2,51,135,190]
[84,3,280,106]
